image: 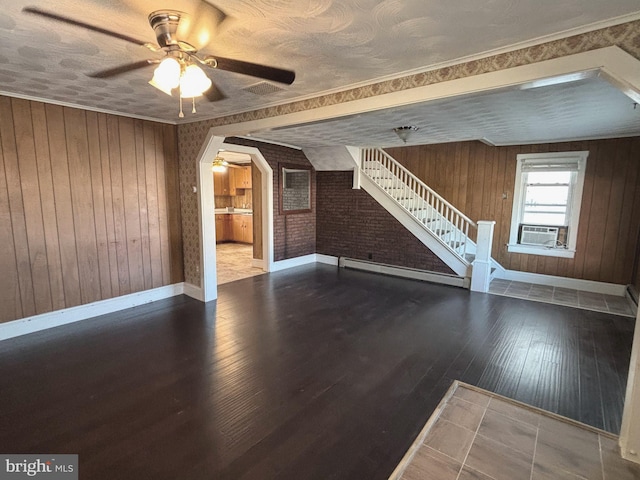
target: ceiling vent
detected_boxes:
[242,81,285,96]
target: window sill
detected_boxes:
[507,244,575,258]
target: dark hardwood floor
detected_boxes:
[0,264,634,479]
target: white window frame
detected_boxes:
[508,151,588,258]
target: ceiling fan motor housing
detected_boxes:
[148,10,186,49]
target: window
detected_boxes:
[508,151,588,258]
[279,163,312,214]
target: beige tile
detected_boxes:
[487,397,539,427]
[477,409,537,455]
[216,242,265,285]
[401,446,461,480]
[458,465,496,480]
[423,418,475,462]
[454,386,491,408]
[465,434,533,480]
[535,416,602,480]
[440,396,486,432]
[600,435,640,480]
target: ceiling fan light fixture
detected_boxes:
[212,155,228,172]
[149,57,180,95]
[179,64,212,98]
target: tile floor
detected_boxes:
[391,383,640,480]
[216,242,265,285]
[488,279,636,317]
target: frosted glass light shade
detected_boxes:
[179,64,212,98]
[149,57,181,95]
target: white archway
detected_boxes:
[196,133,274,302]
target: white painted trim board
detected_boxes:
[0,283,189,342]
[495,269,626,296]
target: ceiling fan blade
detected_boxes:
[22,7,150,46]
[204,81,227,102]
[87,60,156,79]
[207,56,295,85]
[176,1,228,51]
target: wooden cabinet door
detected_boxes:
[214,170,230,195]
[243,166,252,188]
[244,216,254,243]
[215,215,224,242]
[228,166,252,193]
[232,215,243,241]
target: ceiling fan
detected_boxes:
[22,3,295,117]
[212,155,242,172]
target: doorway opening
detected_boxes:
[197,134,274,301]
[213,151,264,284]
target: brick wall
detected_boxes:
[316,171,454,274]
[225,138,316,261]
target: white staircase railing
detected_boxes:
[360,147,477,264]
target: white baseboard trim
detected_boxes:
[183,283,204,302]
[0,283,186,342]
[270,254,318,272]
[316,254,340,266]
[496,269,627,296]
[339,257,466,288]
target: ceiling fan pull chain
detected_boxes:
[192,97,197,114]
[179,96,184,118]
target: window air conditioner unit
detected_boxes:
[520,225,559,247]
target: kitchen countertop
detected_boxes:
[214,208,253,215]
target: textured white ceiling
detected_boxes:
[251,77,640,148]
[1,0,640,128]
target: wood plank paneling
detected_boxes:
[64,107,101,304]
[0,96,183,324]
[134,120,152,291]
[387,137,640,284]
[162,124,183,284]
[31,103,65,311]
[46,104,82,308]
[97,113,120,297]
[143,122,163,289]
[118,117,144,294]
[86,111,113,299]
[106,115,130,296]
[1,97,36,317]
[154,125,171,286]
[0,100,22,322]
[12,99,52,314]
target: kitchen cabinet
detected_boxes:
[215,214,231,242]
[213,169,230,196]
[229,166,252,195]
[216,214,253,243]
[231,214,253,243]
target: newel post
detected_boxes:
[470,220,495,293]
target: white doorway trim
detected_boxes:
[196,133,274,302]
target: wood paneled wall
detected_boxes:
[0,97,183,324]
[386,138,640,285]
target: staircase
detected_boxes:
[355,148,497,286]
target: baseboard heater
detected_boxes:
[338,257,468,288]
